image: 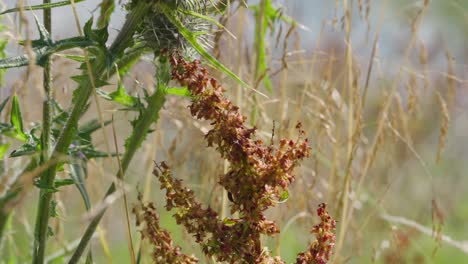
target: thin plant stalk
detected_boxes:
[31,2,149,263]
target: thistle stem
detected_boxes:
[32,0,53,261]
[31,2,149,263]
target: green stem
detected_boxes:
[31,2,149,263]
[68,86,167,264]
[32,0,53,261]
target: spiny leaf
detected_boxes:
[108,81,139,107]
[10,95,27,142]
[0,36,94,69]
[159,3,250,89]
[96,88,140,109]
[79,119,112,139]
[112,44,149,76]
[84,16,109,46]
[0,0,86,15]
[70,163,91,210]
[71,75,109,88]
[10,142,37,157]
[33,15,52,45]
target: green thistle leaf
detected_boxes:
[159,3,250,89]
[10,96,27,142]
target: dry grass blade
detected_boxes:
[111,115,136,264]
[381,213,468,254]
[435,92,449,163]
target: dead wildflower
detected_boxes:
[133,193,198,264]
[150,51,312,263]
[296,203,337,264]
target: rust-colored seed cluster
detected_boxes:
[296,203,337,264]
[133,194,198,263]
[141,50,335,263]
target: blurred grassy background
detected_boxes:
[0,0,467,263]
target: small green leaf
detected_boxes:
[108,81,139,107]
[34,178,57,192]
[223,218,237,226]
[50,200,59,217]
[47,226,54,237]
[277,190,289,203]
[57,162,65,172]
[54,178,76,188]
[83,17,94,40]
[166,87,192,97]
[10,95,28,141]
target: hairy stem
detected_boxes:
[32,0,53,261]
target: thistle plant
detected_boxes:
[0,0,338,263]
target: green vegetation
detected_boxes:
[0,0,466,263]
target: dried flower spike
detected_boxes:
[133,193,199,263]
[296,203,337,264]
[150,51,312,263]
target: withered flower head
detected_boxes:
[148,51,313,263]
[133,193,199,263]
